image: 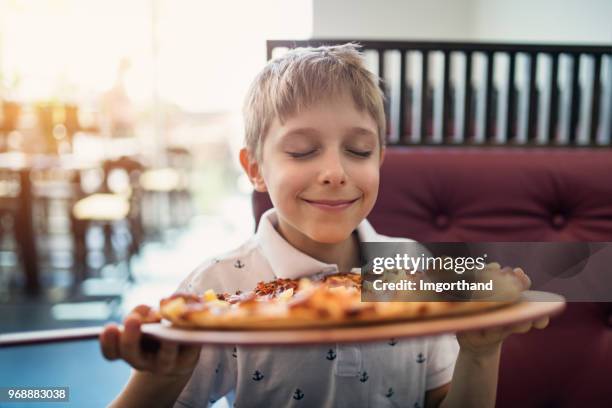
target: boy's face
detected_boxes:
[242,92,384,245]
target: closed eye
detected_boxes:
[347,149,373,158]
[286,150,317,158]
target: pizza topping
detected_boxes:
[254,278,299,297]
[227,291,256,304]
[160,297,186,319]
[322,273,361,289]
[204,289,218,302]
[278,288,294,301]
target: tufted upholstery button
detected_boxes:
[608,313,612,328]
[552,214,566,229]
[435,215,449,229]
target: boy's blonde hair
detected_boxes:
[243,43,386,161]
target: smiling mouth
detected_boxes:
[302,197,360,210]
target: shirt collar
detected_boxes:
[256,208,380,280]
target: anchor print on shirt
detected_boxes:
[416,352,426,363]
[234,259,245,269]
[252,370,264,381]
[388,338,397,346]
[215,363,221,374]
[385,387,394,398]
[359,371,369,383]
[326,349,337,360]
[293,389,305,400]
[414,402,421,408]
[232,347,237,358]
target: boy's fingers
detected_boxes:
[100,324,120,360]
[120,315,147,369]
[510,321,533,334]
[133,304,152,318]
[156,342,178,373]
[534,316,550,329]
[513,267,532,289]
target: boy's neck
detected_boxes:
[276,223,362,273]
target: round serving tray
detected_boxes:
[140,290,565,346]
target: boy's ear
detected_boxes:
[379,146,386,167]
[239,148,267,192]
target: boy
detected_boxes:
[100,44,548,408]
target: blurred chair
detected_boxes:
[166,146,194,228]
[0,167,22,288]
[139,146,193,239]
[29,158,95,285]
[71,156,144,282]
[0,153,42,293]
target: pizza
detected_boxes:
[158,264,524,330]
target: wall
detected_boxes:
[312,0,473,41]
[312,0,612,44]
[471,0,612,44]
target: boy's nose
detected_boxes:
[319,155,347,186]
[322,174,346,185]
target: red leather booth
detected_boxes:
[252,147,612,407]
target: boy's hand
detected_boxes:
[99,304,201,377]
[456,266,549,355]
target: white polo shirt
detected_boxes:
[174,209,459,408]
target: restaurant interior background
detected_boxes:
[0,0,610,407]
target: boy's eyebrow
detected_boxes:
[345,127,378,139]
[280,127,377,140]
[280,127,321,140]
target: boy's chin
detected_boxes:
[304,224,356,244]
